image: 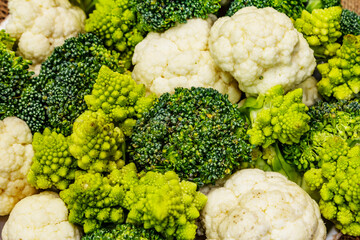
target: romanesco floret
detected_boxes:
[294,6,342,58]
[84,66,156,136]
[27,128,78,190]
[340,9,360,36]
[227,0,306,19]
[317,35,360,100]
[243,85,310,148]
[123,169,207,240]
[81,224,166,240]
[129,87,252,187]
[85,0,146,69]
[69,109,126,172]
[133,0,221,32]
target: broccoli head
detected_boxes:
[317,34,360,100]
[128,87,252,187]
[27,128,78,190]
[69,109,126,173]
[305,0,341,12]
[81,224,166,240]
[85,0,146,69]
[227,0,306,19]
[294,6,342,58]
[133,0,221,32]
[341,9,360,38]
[84,66,156,136]
[0,30,15,50]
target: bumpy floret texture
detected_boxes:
[0,30,15,49]
[27,128,77,190]
[133,0,221,32]
[84,66,156,136]
[132,18,242,103]
[317,35,360,100]
[123,169,208,240]
[5,0,86,74]
[304,143,360,236]
[2,191,81,240]
[294,6,342,58]
[128,87,252,187]
[0,117,37,216]
[201,169,326,240]
[209,7,316,96]
[85,0,145,69]
[305,0,341,12]
[341,9,360,36]
[81,224,165,240]
[246,85,310,148]
[227,0,306,19]
[69,110,125,173]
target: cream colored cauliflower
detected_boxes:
[0,117,37,216]
[295,76,322,107]
[209,7,316,96]
[201,169,326,240]
[5,0,86,74]
[1,191,81,240]
[132,18,242,103]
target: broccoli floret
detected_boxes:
[84,66,156,136]
[69,0,99,15]
[81,224,166,240]
[133,0,221,32]
[317,35,360,100]
[85,0,146,69]
[27,128,78,190]
[340,9,360,36]
[294,6,342,58]
[241,85,310,148]
[69,109,126,173]
[305,0,341,12]
[227,0,306,19]
[0,30,15,50]
[123,170,207,240]
[128,87,252,187]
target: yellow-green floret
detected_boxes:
[27,128,78,190]
[317,34,360,100]
[69,109,126,172]
[294,6,342,58]
[84,66,156,136]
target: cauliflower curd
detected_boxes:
[201,169,326,240]
[209,7,316,96]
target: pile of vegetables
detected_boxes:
[1,0,360,239]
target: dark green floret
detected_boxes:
[340,9,360,36]
[128,87,252,187]
[133,0,221,32]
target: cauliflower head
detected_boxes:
[132,18,242,103]
[0,117,37,216]
[5,0,86,74]
[209,7,316,96]
[201,169,326,240]
[1,191,81,240]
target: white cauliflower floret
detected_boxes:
[295,76,322,107]
[1,191,81,240]
[5,0,86,74]
[201,169,326,240]
[0,117,37,216]
[132,18,242,103]
[209,7,316,96]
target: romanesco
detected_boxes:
[294,6,342,58]
[69,109,126,173]
[317,35,360,100]
[27,128,78,190]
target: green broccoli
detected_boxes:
[317,34,360,100]
[81,224,166,240]
[27,128,78,190]
[294,6,342,58]
[128,87,252,187]
[85,0,146,69]
[340,9,360,36]
[69,0,99,15]
[240,85,310,148]
[69,109,126,173]
[84,66,156,136]
[0,30,15,50]
[305,0,341,12]
[226,0,306,19]
[133,0,221,32]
